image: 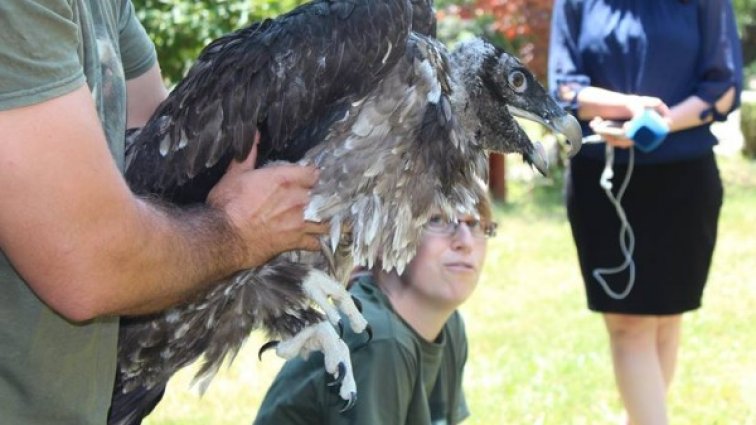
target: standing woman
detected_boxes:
[548,1,742,424]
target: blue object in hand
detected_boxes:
[626,109,669,152]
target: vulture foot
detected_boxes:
[302,269,369,335]
[275,321,357,408]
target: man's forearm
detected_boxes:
[18,195,252,321]
[0,86,247,321]
[100,198,249,316]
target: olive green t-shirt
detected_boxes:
[0,1,156,424]
[254,276,470,425]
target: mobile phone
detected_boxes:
[592,120,626,137]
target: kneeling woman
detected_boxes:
[253,195,495,425]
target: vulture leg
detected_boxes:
[301,269,368,335]
[318,237,338,276]
[274,321,357,407]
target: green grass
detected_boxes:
[146,154,756,425]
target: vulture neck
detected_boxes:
[449,53,487,157]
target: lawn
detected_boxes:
[146,153,756,425]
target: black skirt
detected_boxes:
[565,152,723,315]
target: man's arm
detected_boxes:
[0,84,325,321]
[126,63,169,128]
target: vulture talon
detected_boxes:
[351,296,363,313]
[258,340,279,361]
[352,324,373,352]
[327,362,347,387]
[337,320,344,338]
[339,392,357,413]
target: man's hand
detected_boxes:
[207,142,329,268]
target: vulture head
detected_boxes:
[449,38,582,175]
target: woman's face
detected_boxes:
[401,213,489,311]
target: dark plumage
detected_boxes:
[111,0,581,423]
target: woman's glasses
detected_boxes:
[423,215,498,239]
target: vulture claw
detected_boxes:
[337,320,344,338]
[327,362,347,387]
[276,322,357,406]
[340,392,357,413]
[258,340,279,361]
[351,295,363,313]
[352,324,373,352]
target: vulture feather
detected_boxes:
[110,0,581,423]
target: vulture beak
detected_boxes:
[507,105,583,157]
[548,114,582,157]
[525,140,549,176]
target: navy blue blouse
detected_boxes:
[548,0,743,163]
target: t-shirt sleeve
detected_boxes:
[0,0,85,110]
[694,0,743,119]
[117,0,157,80]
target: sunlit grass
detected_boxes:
[146,153,756,425]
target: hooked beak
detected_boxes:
[507,105,582,157]
[525,141,548,176]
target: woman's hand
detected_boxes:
[627,95,671,119]
[590,117,634,149]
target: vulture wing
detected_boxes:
[125,0,414,204]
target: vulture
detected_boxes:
[111,0,582,423]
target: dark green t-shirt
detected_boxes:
[0,1,156,424]
[254,276,470,425]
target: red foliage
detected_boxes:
[446,0,553,82]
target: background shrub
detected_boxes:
[132,0,307,84]
[741,96,756,157]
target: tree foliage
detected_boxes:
[733,0,756,29]
[436,0,553,82]
[134,0,558,84]
[733,0,756,77]
[135,0,756,86]
[132,0,307,84]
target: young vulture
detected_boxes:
[111,0,582,422]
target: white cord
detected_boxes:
[591,142,636,300]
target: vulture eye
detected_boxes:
[508,70,527,93]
